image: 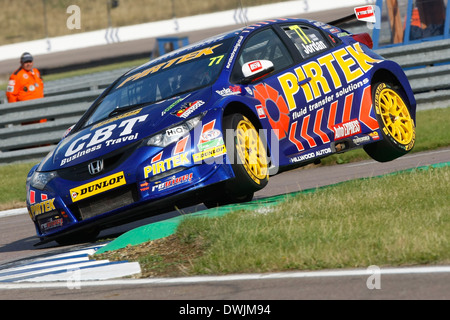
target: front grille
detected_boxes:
[58,141,141,181]
[70,185,138,221]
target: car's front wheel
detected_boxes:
[364,82,416,162]
[203,113,269,208]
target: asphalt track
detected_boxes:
[0,147,449,300]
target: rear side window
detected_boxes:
[283,24,331,59]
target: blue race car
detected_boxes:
[27,16,416,245]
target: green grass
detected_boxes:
[182,166,450,274]
[103,165,450,277]
[0,162,35,211]
[1,107,449,210]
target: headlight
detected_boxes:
[146,114,204,147]
[29,171,57,190]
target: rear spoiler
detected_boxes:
[328,5,376,26]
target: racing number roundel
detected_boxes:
[253,83,290,140]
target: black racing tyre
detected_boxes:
[364,82,416,162]
[203,113,269,208]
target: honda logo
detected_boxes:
[88,160,104,175]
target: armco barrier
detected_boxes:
[0,68,129,104]
[43,68,129,98]
[376,38,450,110]
[0,89,103,164]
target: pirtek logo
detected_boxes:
[70,172,126,203]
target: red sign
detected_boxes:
[354,5,376,23]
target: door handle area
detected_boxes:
[298,77,312,86]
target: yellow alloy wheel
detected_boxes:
[235,117,268,182]
[377,88,414,146]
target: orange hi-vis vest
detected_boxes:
[6,67,44,103]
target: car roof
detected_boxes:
[126,17,321,76]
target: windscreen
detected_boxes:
[82,35,238,128]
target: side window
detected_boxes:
[231,28,294,83]
[283,24,331,59]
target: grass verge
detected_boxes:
[0,162,35,211]
[98,165,450,277]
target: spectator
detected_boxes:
[6,52,44,103]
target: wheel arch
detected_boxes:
[222,101,272,157]
[370,67,417,121]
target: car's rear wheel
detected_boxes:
[364,82,416,162]
[203,113,269,208]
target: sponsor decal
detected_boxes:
[30,198,56,217]
[216,86,241,96]
[278,42,381,107]
[197,120,224,151]
[193,144,226,162]
[333,119,362,140]
[144,152,190,178]
[226,36,243,69]
[40,218,64,231]
[152,173,194,192]
[172,100,205,119]
[201,129,221,142]
[353,135,371,145]
[369,131,380,140]
[198,120,216,144]
[253,83,290,140]
[289,147,332,163]
[302,40,327,55]
[166,126,188,137]
[161,95,190,116]
[118,43,223,88]
[61,115,147,166]
[70,172,126,203]
[337,32,350,38]
[256,105,266,119]
[139,182,150,192]
[174,136,190,155]
[249,61,263,72]
[198,137,224,152]
[329,28,340,34]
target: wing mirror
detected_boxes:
[239,60,274,84]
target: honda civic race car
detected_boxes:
[27,14,416,244]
